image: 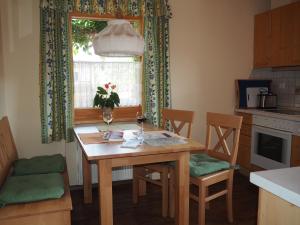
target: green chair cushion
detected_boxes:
[14,154,65,176]
[189,153,230,177]
[0,173,65,207]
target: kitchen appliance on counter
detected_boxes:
[246,87,268,108]
[251,114,300,170]
[236,79,271,108]
[258,92,277,109]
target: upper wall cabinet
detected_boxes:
[254,2,300,68]
[292,2,300,65]
[254,12,271,68]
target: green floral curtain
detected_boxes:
[40,0,171,143]
[143,1,171,126]
[40,1,73,143]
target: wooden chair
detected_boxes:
[188,112,242,225]
[132,108,194,217]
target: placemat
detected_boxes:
[97,123,140,132]
[144,137,187,147]
[78,132,107,144]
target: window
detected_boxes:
[71,17,143,123]
[73,50,142,108]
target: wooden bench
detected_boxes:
[0,117,72,225]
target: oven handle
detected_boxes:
[252,125,293,138]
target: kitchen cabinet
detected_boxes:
[250,168,300,225]
[254,2,300,68]
[257,189,300,225]
[254,12,271,68]
[270,7,281,66]
[291,135,300,166]
[292,2,300,65]
[271,3,300,67]
[236,112,252,171]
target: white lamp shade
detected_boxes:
[92,19,144,57]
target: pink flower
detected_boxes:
[104,83,109,89]
[111,84,116,89]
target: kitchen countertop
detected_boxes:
[250,167,300,207]
[235,108,300,121]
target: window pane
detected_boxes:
[72,18,142,108]
[74,60,142,108]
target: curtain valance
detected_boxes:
[40,0,172,18]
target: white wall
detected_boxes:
[0,0,66,157]
[0,0,270,185]
[169,0,270,143]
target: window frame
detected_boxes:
[68,12,144,124]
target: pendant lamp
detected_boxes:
[92,19,144,57]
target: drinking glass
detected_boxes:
[102,108,113,134]
[136,111,147,143]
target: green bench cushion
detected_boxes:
[14,154,65,176]
[190,153,230,177]
[0,173,65,207]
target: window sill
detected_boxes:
[74,106,142,125]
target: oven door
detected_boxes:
[251,125,292,169]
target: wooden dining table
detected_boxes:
[73,123,205,225]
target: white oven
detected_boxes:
[251,114,300,170]
[251,125,291,169]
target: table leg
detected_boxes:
[82,152,92,204]
[176,152,190,225]
[98,159,113,225]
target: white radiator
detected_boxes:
[91,165,133,183]
[73,140,133,185]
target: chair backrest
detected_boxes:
[162,108,194,138]
[112,105,142,122]
[205,112,242,166]
[0,117,18,187]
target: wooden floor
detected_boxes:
[71,173,258,225]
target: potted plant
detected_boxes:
[93,83,120,125]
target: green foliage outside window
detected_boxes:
[72,19,141,56]
[72,19,107,54]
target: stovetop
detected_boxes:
[253,109,300,133]
[261,109,300,115]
